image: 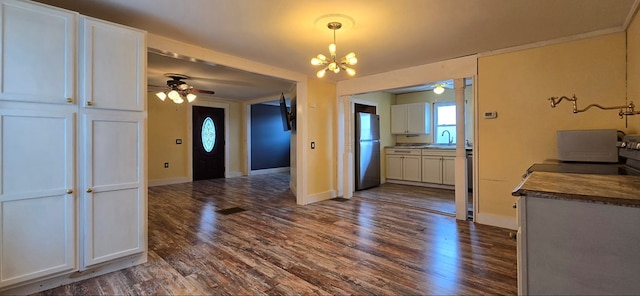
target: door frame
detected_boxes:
[187,100,230,181]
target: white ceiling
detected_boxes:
[34,0,639,100]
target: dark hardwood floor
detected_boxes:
[38,173,516,295]
[353,183,457,216]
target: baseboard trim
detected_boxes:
[475,212,517,230]
[148,177,189,187]
[249,167,290,175]
[302,190,337,205]
[386,179,455,190]
[226,171,243,178]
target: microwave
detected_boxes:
[557,129,618,163]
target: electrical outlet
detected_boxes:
[311,142,315,149]
[164,162,169,168]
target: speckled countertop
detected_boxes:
[512,171,640,207]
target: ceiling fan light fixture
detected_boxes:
[433,85,445,95]
[156,91,167,101]
[186,93,197,102]
[310,20,357,78]
[167,90,181,101]
[173,96,184,104]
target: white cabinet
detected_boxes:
[385,149,421,181]
[0,1,146,293]
[0,0,76,105]
[390,103,430,134]
[421,150,455,185]
[0,108,76,287]
[81,112,146,267]
[79,17,145,111]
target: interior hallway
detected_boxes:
[38,173,516,295]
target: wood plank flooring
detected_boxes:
[352,183,459,216]
[37,173,516,295]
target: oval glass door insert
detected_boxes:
[202,117,216,152]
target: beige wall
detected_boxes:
[477,32,628,218]
[628,10,640,132]
[147,93,245,182]
[148,93,189,180]
[306,78,337,196]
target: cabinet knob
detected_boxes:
[86,188,93,193]
[86,101,94,106]
[66,98,73,103]
[66,189,73,194]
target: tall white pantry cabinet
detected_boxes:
[0,0,147,293]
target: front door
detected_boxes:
[193,106,225,180]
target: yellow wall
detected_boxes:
[477,32,628,218]
[352,91,396,178]
[148,93,189,180]
[147,93,245,182]
[306,78,337,195]
[628,10,640,132]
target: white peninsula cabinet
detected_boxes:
[0,0,147,293]
[385,148,422,182]
[391,103,430,134]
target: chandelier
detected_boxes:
[155,74,197,104]
[310,21,357,78]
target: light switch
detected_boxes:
[311,142,316,149]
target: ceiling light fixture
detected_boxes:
[433,84,445,95]
[311,21,357,78]
[155,74,198,104]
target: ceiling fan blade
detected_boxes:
[190,88,216,95]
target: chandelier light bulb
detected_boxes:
[311,57,323,66]
[186,93,197,102]
[156,92,167,101]
[345,67,356,76]
[317,69,327,78]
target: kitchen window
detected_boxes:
[434,102,456,144]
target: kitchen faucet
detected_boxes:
[441,130,453,144]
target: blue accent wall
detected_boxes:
[251,104,290,170]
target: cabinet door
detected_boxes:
[0,0,76,104]
[386,155,403,180]
[402,155,422,182]
[442,156,456,185]
[390,105,407,134]
[79,17,146,111]
[0,108,76,287]
[81,112,146,267]
[406,103,426,134]
[421,156,442,184]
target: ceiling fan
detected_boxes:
[154,73,215,104]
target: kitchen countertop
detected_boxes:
[386,144,472,150]
[512,171,640,207]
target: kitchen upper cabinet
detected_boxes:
[0,0,76,104]
[79,17,145,111]
[81,112,145,267]
[0,108,76,288]
[390,103,430,134]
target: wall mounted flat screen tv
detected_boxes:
[279,93,292,131]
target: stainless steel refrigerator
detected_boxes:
[355,112,380,190]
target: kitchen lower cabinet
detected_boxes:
[385,149,421,181]
[421,150,455,185]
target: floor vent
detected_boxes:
[330,197,350,202]
[216,207,247,215]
